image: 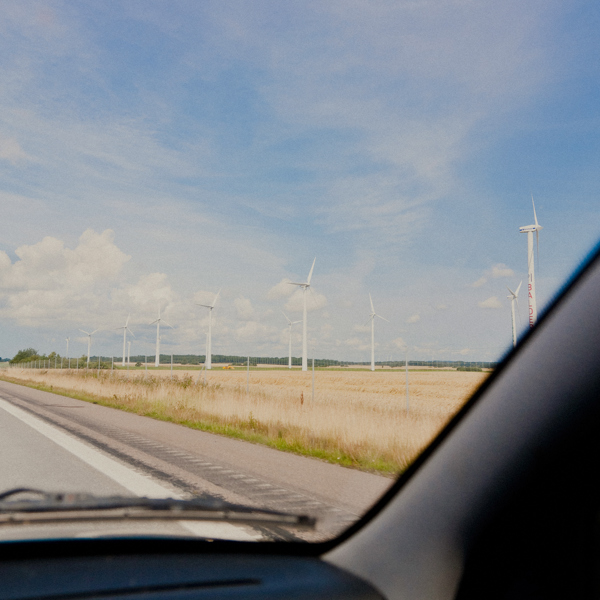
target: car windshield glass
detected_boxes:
[0,2,599,544]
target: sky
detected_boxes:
[0,0,599,363]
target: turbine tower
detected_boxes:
[288,258,316,372]
[79,329,99,368]
[150,307,173,368]
[65,337,70,363]
[116,314,135,367]
[197,290,220,370]
[282,312,302,369]
[519,196,543,328]
[368,293,389,371]
[507,281,522,348]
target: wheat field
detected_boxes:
[2,367,487,474]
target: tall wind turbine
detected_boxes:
[368,294,389,371]
[79,329,99,368]
[282,312,302,369]
[288,258,316,372]
[197,290,220,370]
[519,196,543,328]
[150,307,173,368]
[65,338,70,364]
[507,281,522,348]
[116,314,135,367]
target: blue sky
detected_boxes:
[0,1,599,363]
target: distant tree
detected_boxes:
[10,348,39,364]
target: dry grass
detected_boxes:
[2,367,487,475]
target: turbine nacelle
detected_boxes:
[519,224,543,233]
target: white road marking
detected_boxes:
[0,398,263,541]
[0,398,177,499]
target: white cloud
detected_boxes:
[233,296,254,321]
[234,321,274,342]
[458,348,471,356]
[353,323,371,333]
[492,263,515,278]
[470,277,487,288]
[267,278,294,300]
[0,136,28,164]
[393,337,406,349]
[284,288,327,313]
[479,296,503,309]
[407,313,420,324]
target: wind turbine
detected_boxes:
[150,307,173,368]
[519,196,543,328]
[288,258,316,372]
[196,290,220,370]
[368,294,389,371]
[116,314,135,367]
[65,338,70,366]
[282,312,302,369]
[79,329,99,368]
[507,281,522,348]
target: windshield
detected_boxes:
[0,2,599,544]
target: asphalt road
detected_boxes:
[0,379,392,541]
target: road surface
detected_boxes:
[0,380,392,541]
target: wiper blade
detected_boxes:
[0,488,315,529]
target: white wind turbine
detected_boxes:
[288,258,316,372]
[368,294,389,371]
[65,338,70,365]
[507,281,522,348]
[150,306,173,368]
[79,328,99,368]
[282,312,302,369]
[519,196,543,328]
[196,289,220,370]
[116,314,135,367]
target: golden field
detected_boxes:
[2,367,488,475]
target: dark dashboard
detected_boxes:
[0,539,382,600]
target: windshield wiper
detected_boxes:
[0,488,316,529]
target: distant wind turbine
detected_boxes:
[116,314,135,367]
[288,258,316,372]
[368,294,389,371]
[519,196,543,328]
[150,307,173,368]
[507,281,522,348]
[65,338,70,365]
[196,289,220,370]
[282,311,302,369]
[79,328,99,368]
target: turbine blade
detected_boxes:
[287,282,305,287]
[376,314,390,322]
[506,286,515,297]
[163,320,174,329]
[78,329,89,335]
[211,288,221,308]
[531,194,539,227]
[282,311,291,324]
[125,314,130,327]
[369,293,374,314]
[515,281,522,297]
[306,258,316,285]
[127,328,136,338]
[91,329,99,335]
